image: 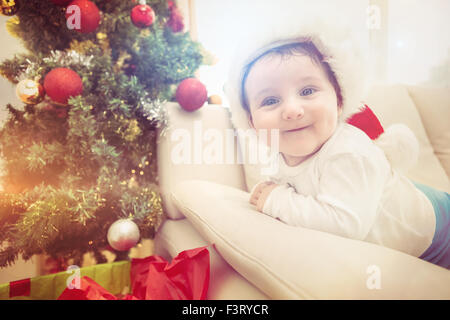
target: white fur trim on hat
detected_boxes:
[375,124,420,173]
[224,17,368,132]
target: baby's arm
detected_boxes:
[262,153,388,240]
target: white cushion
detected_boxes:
[157,102,246,219]
[154,218,269,300]
[171,179,450,299]
[365,85,450,192]
[407,86,450,180]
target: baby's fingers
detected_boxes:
[249,188,261,205]
[250,181,274,205]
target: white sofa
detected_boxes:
[154,84,450,299]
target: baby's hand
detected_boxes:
[250,181,279,212]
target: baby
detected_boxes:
[231,34,450,269]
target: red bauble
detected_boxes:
[176,78,208,112]
[66,0,101,34]
[131,4,155,28]
[51,0,72,5]
[167,7,184,32]
[43,68,83,105]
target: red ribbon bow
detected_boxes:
[58,246,210,300]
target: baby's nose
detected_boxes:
[282,103,305,120]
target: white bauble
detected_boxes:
[107,219,140,251]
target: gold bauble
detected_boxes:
[16,79,45,104]
[208,94,222,105]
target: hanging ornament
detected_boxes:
[208,95,222,105]
[65,0,101,34]
[1,0,20,16]
[107,219,140,251]
[166,0,184,33]
[50,0,71,6]
[176,78,208,112]
[131,1,155,28]
[43,67,83,105]
[16,79,45,104]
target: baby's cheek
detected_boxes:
[256,118,281,134]
[252,114,270,129]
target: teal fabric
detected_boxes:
[413,182,450,269]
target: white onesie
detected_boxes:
[262,122,436,257]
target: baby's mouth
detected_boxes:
[284,125,309,133]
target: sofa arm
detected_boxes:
[407,85,450,180]
[156,102,246,220]
[154,218,269,300]
[172,179,450,299]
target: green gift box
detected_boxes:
[0,260,131,300]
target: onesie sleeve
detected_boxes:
[262,153,388,240]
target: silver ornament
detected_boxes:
[107,219,140,251]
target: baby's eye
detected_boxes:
[261,97,279,106]
[300,88,316,96]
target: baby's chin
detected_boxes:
[280,146,321,164]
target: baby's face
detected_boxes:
[245,54,341,166]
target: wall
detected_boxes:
[0,15,25,124]
[193,0,450,101]
[387,0,450,86]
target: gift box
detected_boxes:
[0,246,210,300]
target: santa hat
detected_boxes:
[347,105,419,173]
[224,18,419,173]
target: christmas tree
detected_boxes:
[0,0,203,268]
